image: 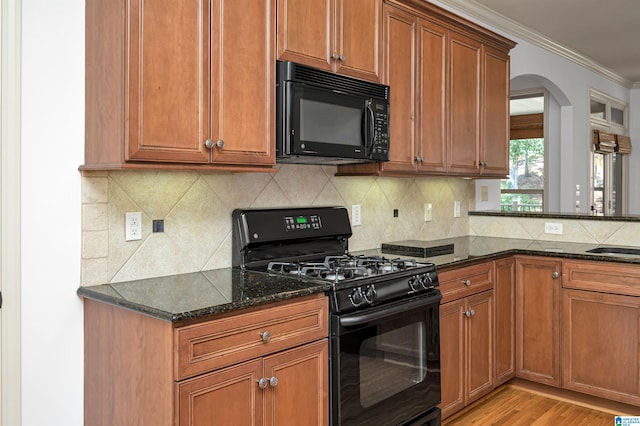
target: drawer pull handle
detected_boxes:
[257,376,279,389]
[463,279,471,286]
[260,330,271,343]
[464,309,476,317]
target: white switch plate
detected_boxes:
[453,201,461,218]
[351,205,362,226]
[125,212,142,241]
[480,185,489,202]
[424,203,433,222]
[544,222,563,235]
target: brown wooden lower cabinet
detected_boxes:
[562,289,640,406]
[561,259,640,406]
[84,294,328,426]
[515,256,562,387]
[176,339,328,425]
[440,288,494,419]
[494,258,515,385]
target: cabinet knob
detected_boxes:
[216,139,224,149]
[464,309,476,317]
[480,161,488,167]
[269,376,278,387]
[260,330,271,342]
[463,279,471,286]
[552,271,560,279]
[204,139,214,149]
[339,53,345,62]
[258,377,268,389]
[332,52,339,60]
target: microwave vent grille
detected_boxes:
[293,65,389,100]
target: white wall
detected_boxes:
[21,0,84,424]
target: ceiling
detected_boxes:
[438,0,640,87]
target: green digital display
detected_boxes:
[296,217,308,224]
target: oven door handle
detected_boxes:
[339,292,441,327]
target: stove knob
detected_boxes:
[421,273,433,289]
[350,287,364,306]
[408,277,421,292]
[364,285,377,303]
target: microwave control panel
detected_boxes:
[370,100,389,161]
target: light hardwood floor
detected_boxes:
[443,380,638,425]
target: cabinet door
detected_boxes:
[211,0,275,166]
[276,0,333,71]
[263,340,328,426]
[439,298,465,419]
[177,359,263,425]
[481,46,510,177]
[416,18,447,173]
[127,0,211,163]
[494,258,515,385]
[515,256,561,386]
[378,3,417,173]
[335,0,382,82]
[448,32,481,174]
[465,290,494,404]
[562,289,640,405]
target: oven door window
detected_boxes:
[333,299,440,425]
[360,320,427,407]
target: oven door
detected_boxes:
[330,291,442,426]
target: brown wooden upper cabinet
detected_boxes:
[337,0,515,177]
[276,0,383,82]
[83,0,276,171]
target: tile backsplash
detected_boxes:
[81,165,475,286]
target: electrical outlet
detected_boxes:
[125,212,142,241]
[351,205,361,226]
[453,201,461,218]
[424,203,433,222]
[544,222,563,235]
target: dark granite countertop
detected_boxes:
[77,268,329,324]
[77,236,640,324]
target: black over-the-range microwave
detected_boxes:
[276,60,390,165]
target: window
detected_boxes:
[501,94,544,212]
[590,89,629,216]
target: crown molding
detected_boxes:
[436,0,634,89]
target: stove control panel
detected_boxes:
[284,214,322,231]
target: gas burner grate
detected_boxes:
[266,255,420,283]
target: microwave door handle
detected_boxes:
[363,102,375,155]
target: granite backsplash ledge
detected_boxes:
[80,166,475,286]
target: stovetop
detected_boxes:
[265,254,424,283]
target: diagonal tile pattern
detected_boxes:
[81,165,475,285]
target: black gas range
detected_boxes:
[232,207,442,426]
[232,206,439,312]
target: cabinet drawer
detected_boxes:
[563,260,640,296]
[175,295,328,380]
[439,262,493,303]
